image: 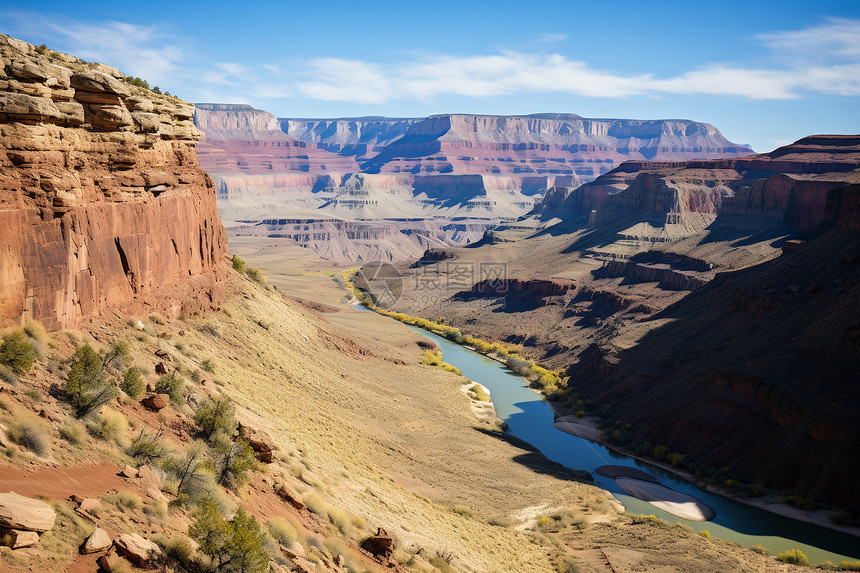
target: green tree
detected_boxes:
[102,341,131,370]
[0,330,37,373]
[155,372,185,404]
[66,345,117,416]
[189,501,267,573]
[121,366,145,399]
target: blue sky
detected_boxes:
[2,0,859,151]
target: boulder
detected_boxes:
[141,393,169,411]
[276,484,304,510]
[120,465,139,478]
[0,492,56,532]
[114,533,161,565]
[97,548,122,572]
[360,527,394,559]
[154,362,167,375]
[2,528,39,548]
[78,498,100,513]
[137,465,161,490]
[82,527,111,554]
[236,423,274,463]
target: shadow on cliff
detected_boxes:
[473,427,593,484]
[566,224,860,514]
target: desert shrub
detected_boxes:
[267,517,299,546]
[211,434,259,489]
[193,396,236,441]
[351,515,365,530]
[777,549,809,565]
[124,76,150,90]
[155,372,185,405]
[121,367,145,399]
[23,321,50,355]
[0,330,37,373]
[107,490,142,510]
[128,427,167,463]
[0,365,17,385]
[670,453,686,468]
[87,408,129,447]
[155,535,195,567]
[59,420,85,445]
[749,544,769,555]
[231,255,246,273]
[24,388,42,402]
[652,445,669,460]
[6,417,51,457]
[200,358,215,373]
[698,530,711,537]
[189,501,268,573]
[429,553,455,573]
[245,266,267,285]
[66,344,116,416]
[102,341,132,370]
[839,561,860,571]
[302,493,328,516]
[831,510,854,526]
[469,384,491,403]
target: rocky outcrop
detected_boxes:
[538,136,860,234]
[236,422,274,463]
[0,34,227,330]
[195,103,290,141]
[591,260,708,291]
[361,527,394,559]
[114,533,161,565]
[280,116,420,159]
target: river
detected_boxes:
[401,324,860,564]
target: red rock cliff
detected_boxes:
[0,34,227,330]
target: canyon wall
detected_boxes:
[535,135,860,235]
[0,34,227,330]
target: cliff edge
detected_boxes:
[0,34,227,330]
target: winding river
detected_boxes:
[402,324,860,564]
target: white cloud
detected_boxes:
[2,12,858,106]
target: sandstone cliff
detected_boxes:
[280,116,420,159]
[0,34,227,330]
[536,135,860,235]
[195,103,290,141]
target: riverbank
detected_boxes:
[550,408,860,539]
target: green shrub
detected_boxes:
[0,331,37,373]
[749,544,769,555]
[777,548,809,565]
[35,44,49,55]
[245,267,267,285]
[121,367,145,399]
[66,345,116,416]
[469,384,491,402]
[128,427,167,463]
[0,365,17,385]
[124,76,150,90]
[231,255,246,273]
[670,453,686,468]
[698,530,711,537]
[193,396,236,441]
[839,561,860,571]
[102,341,131,370]
[155,372,185,405]
[189,501,268,573]
[211,434,259,489]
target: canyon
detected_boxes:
[378,135,860,516]
[194,104,754,261]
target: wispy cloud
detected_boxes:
[534,33,568,44]
[2,13,858,106]
[0,11,185,86]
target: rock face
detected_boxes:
[0,34,227,330]
[114,533,161,565]
[360,527,394,559]
[535,135,860,235]
[196,106,752,261]
[0,492,56,532]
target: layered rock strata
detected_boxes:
[0,34,227,330]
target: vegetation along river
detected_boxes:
[401,323,860,564]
